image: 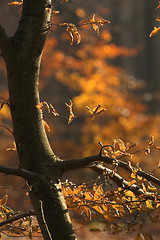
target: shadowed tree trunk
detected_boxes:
[1,1,160,240]
[0,0,76,239]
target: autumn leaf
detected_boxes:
[0,195,8,206]
[145,200,153,209]
[49,104,59,117]
[149,27,160,37]
[90,14,110,35]
[156,16,160,22]
[6,141,17,151]
[157,1,160,9]
[65,99,76,124]
[86,104,106,119]
[8,1,23,6]
[148,135,154,146]
[62,0,69,3]
[60,23,81,45]
[144,147,150,155]
[43,120,50,132]
[36,101,50,113]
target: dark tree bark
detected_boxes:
[1,1,160,240]
[0,1,76,239]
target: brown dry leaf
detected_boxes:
[149,27,160,37]
[65,99,76,124]
[8,1,23,6]
[43,120,50,132]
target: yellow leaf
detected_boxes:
[6,141,17,151]
[92,205,104,215]
[43,120,50,132]
[145,200,153,209]
[84,192,93,201]
[148,135,154,146]
[142,183,146,193]
[49,104,59,117]
[0,195,8,206]
[125,190,136,198]
[149,27,160,37]
[65,99,76,124]
[8,1,23,6]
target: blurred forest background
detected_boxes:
[0,0,160,239]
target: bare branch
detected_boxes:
[0,125,14,135]
[60,155,160,186]
[90,163,155,198]
[0,210,35,227]
[0,165,43,182]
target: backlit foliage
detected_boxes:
[150,1,160,37]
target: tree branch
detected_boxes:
[0,165,43,182]
[60,155,160,186]
[90,163,155,198]
[0,210,35,227]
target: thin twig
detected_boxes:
[0,210,35,227]
[0,124,14,135]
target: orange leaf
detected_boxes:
[36,101,50,112]
[6,142,17,151]
[62,0,69,3]
[156,16,160,22]
[65,99,76,124]
[149,27,160,37]
[8,1,23,6]
[144,147,150,155]
[49,104,59,117]
[0,195,8,206]
[148,135,154,146]
[43,120,50,132]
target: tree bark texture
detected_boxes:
[0,0,76,239]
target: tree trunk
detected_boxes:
[0,0,76,239]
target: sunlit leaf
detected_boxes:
[6,141,17,151]
[65,99,76,124]
[49,104,59,117]
[0,195,8,206]
[145,200,153,209]
[144,147,150,155]
[36,101,50,113]
[86,104,106,119]
[62,0,69,3]
[8,1,23,6]
[149,27,160,37]
[43,120,50,132]
[148,136,154,146]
